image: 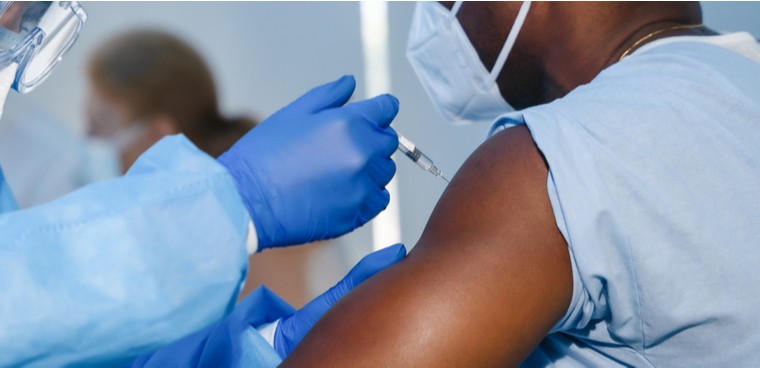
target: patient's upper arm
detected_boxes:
[283,125,573,367]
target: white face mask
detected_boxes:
[107,120,149,153]
[81,120,148,180]
[406,1,531,125]
[0,62,18,120]
[80,137,121,183]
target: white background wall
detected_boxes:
[17,1,760,266]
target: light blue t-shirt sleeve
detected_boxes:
[494,40,760,366]
[489,115,597,334]
[0,134,251,367]
[491,106,648,366]
[495,105,640,337]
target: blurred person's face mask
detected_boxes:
[87,93,151,173]
[406,1,531,125]
[80,138,120,184]
[82,122,147,181]
[0,1,87,118]
[86,122,149,177]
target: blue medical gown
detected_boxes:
[0,135,252,366]
[129,286,290,368]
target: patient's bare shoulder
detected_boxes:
[283,125,572,367]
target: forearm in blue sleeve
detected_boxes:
[0,134,253,367]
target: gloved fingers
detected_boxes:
[273,243,406,358]
[342,243,407,289]
[378,125,400,157]
[313,242,407,309]
[366,157,396,189]
[286,75,356,115]
[357,188,391,226]
[342,93,400,129]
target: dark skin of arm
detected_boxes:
[283,125,573,367]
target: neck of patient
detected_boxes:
[537,2,705,99]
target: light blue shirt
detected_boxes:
[490,35,760,366]
[0,135,254,366]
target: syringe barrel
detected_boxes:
[414,151,434,171]
[396,133,445,179]
[405,148,422,162]
[398,135,416,152]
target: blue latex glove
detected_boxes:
[128,244,406,367]
[218,76,400,250]
[272,243,407,358]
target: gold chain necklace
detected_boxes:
[619,23,705,61]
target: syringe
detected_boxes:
[396,134,450,184]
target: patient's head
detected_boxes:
[86,29,255,172]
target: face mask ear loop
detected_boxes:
[451,1,464,16]
[488,1,532,85]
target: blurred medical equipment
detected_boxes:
[0,1,86,92]
[0,1,87,117]
[397,133,449,183]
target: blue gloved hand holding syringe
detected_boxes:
[219,75,400,250]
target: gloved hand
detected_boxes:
[218,75,400,250]
[272,243,407,358]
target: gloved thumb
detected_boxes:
[323,243,406,305]
[285,75,356,115]
[341,93,400,129]
[273,243,406,358]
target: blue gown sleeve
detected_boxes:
[129,286,293,368]
[0,134,252,367]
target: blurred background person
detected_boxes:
[86,29,324,307]
[87,30,252,170]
